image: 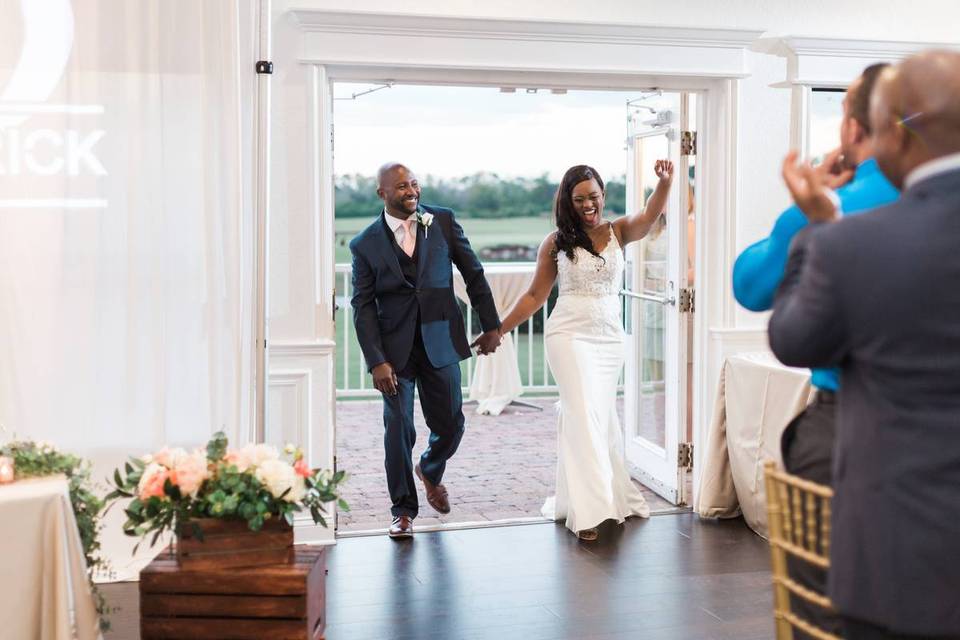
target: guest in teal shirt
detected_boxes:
[733,157,898,390]
[732,63,900,637]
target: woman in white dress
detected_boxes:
[499,161,675,540]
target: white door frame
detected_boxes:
[268,9,757,543]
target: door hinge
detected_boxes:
[681,130,697,156]
[678,443,693,470]
[255,60,274,74]
[679,287,695,313]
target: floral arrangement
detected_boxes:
[107,432,347,549]
[0,439,111,631]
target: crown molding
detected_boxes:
[288,9,764,49]
[781,36,960,87]
[783,36,957,59]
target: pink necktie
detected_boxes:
[401,219,416,257]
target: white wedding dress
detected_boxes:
[541,224,650,532]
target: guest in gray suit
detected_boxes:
[768,50,960,639]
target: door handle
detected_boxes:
[619,288,676,306]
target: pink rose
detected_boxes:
[170,450,209,497]
[137,463,169,500]
[293,459,312,478]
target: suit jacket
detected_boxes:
[349,204,499,373]
[768,169,960,635]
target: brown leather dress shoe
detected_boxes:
[415,464,451,514]
[388,515,413,538]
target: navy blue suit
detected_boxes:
[350,204,499,518]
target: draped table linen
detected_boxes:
[453,263,535,416]
[695,352,815,537]
[0,475,101,640]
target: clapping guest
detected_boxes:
[733,64,899,638]
[769,51,960,639]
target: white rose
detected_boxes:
[256,459,305,503]
[244,443,280,467]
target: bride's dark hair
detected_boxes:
[553,165,605,263]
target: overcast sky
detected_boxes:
[332,83,844,180]
[332,83,634,181]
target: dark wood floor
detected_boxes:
[102,513,774,640]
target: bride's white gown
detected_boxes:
[541,224,650,532]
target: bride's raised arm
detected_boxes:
[498,233,559,336]
[614,159,675,245]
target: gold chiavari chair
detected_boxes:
[763,460,839,640]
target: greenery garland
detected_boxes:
[0,440,112,632]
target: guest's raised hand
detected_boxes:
[815,147,856,190]
[371,362,399,396]
[782,150,839,223]
[654,159,674,182]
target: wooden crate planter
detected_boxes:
[177,517,293,570]
[140,546,327,640]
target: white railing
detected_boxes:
[335,262,560,398]
[334,262,653,399]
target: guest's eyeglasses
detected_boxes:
[895,112,925,128]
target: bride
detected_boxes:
[499,160,675,540]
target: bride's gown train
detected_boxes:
[541,224,650,532]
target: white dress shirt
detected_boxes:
[383,209,417,251]
[904,151,960,190]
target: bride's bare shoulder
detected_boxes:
[538,232,560,262]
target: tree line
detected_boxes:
[335,172,627,218]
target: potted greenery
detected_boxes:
[107,431,346,570]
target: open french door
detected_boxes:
[621,91,693,505]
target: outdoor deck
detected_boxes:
[335,395,679,532]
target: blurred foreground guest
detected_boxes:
[734,64,897,639]
[769,51,960,639]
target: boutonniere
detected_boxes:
[416,211,435,238]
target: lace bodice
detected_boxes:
[556,225,623,298]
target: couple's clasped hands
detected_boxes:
[372,328,502,396]
[470,328,502,356]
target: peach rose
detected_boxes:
[153,446,186,469]
[170,449,209,497]
[293,459,312,479]
[137,463,169,500]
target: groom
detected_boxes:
[350,162,502,538]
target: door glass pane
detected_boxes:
[631,132,670,449]
[808,88,846,163]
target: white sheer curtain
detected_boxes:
[0,0,253,455]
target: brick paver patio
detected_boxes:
[335,394,679,532]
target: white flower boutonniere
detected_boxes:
[417,211,435,238]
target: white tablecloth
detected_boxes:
[454,264,535,415]
[0,476,101,640]
[695,352,815,537]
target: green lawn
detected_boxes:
[334,215,553,265]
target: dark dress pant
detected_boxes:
[381,330,465,518]
[843,616,960,640]
[780,393,842,640]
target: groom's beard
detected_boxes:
[388,194,419,216]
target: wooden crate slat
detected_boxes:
[141,547,325,596]
[140,546,326,639]
[141,593,306,618]
[142,617,306,640]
